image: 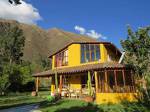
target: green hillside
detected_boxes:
[0,19,96,63]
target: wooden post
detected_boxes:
[94,71,99,93]
[36,77,39,93]
[55,71,58,93]
[122,69,126,92]
[104,69,108,92]
[114,70,117,92]
[59,75,63,94]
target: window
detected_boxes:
[81,44,100,63]
[63,50,68,66]
[97,70,135,93]
[107,71,115,93]
[55,49,68,67]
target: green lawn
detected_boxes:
[39,99,150,112]
[0,91,150,112]
[39,99,99,112]
[0,91,50,109]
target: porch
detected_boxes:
[33,63,137,103]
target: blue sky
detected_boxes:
[8,0,150,48]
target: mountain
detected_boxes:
[0,19,96,63]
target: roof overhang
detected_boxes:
[33,63,129,77]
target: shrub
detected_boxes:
[46,95,55,103]
[122,101,147,112]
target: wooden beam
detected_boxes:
[122,69,126,92]
[59,75,63,94]
[94,71,99,93]
[55,71,58,93]
[36,77,39,93]
[114,70,117,92]
[104,69,108,92]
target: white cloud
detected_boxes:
[74,26,86,34]
[0,0,41,24]
[74,25,107,40]
[86,30,102,39]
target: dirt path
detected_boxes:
[0,104,41,112]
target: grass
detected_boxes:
[0,91,150,112]
[39,99,99,112]
[0,91,50,109]
[39,99,150,112]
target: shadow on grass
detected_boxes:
[54,103,99,112]
[39,99,67,108]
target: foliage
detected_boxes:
[19,62,33,84]
[121,26,150,77]
[8,63,34,92]
[39,56,51,70]
[46,95,55,103]
[0,23,34,93]
[0,23,25,65]
[121,26,150,100]
[121,101,148,112]
[0,65,10,95]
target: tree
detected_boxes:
[0,65,10,95]
[0,23,25,65]
[0,23,25,94]
[121,26,150,100]
[39,55,51,70]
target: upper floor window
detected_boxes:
[81,44,100,63]
[55,49,68,67]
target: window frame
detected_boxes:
[80,44,100,63]
[55,49,68,67]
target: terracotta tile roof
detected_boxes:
[33,63,127,77]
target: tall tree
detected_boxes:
[0,23,25,65]
[0,23,25,94]
[121,26,150,100]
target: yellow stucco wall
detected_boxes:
[52,43,110,69]
[100,44,108,62]
[96,93,137,104]
[69,75,81,90]
[51,77,55,94]
[68,44,81,67]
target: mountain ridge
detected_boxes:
[0,19,96,63]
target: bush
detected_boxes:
[47,95,55,103]
[122,101,148,112]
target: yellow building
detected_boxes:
[33,42,137,104]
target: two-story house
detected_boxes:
[33,42,137,104]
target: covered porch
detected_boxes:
[33,63,137,103]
